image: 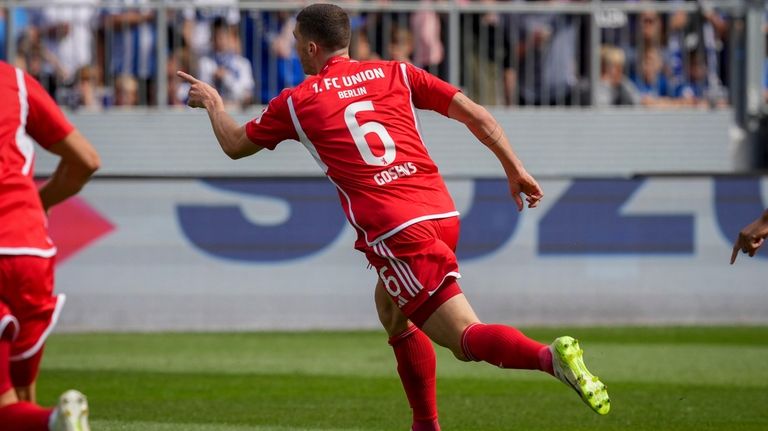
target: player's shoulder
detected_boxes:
[347,59,409,74]
[0,60,18,82]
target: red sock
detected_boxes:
[461,323,553,374]
[0,401,52,431]
[389,325,440,430]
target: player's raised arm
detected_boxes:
[447,92,543,211]
[38,130,100,211]
[177,70,262,159]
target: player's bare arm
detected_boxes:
[38,129,100,211]
[447,92,543,211]
[177,70,262,159]
[730,209,768,264]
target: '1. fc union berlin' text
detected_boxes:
[311,67,385,99]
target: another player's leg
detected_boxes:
[419,287,609,415]
[0,305,50,430]
[12,347,44,402]
[376,280,440,431]
[0,256,92,429]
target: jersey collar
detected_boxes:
[322,56,351,72]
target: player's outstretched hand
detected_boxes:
[730,210,768,264]
[508,171,543,212]
[177,70,222,110]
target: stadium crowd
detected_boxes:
[0,0,765,109]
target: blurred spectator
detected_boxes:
[75,64,101,109]
[257,11,304,103]
[674,48,728,108]
[16,26,60,88]
[389,25,414,62]
[167,47,193,106]
[102,0,156,105]
[626,9,666,81]
[198,18,254,107]
[764,53,767,105]
[30,0,98,103]
[462,0,507,105]
[411,2,444,72]
[764,25,767,104]
[181,0,240,58]
[596,46,640,107]
[351,30,381,61]
[633,46,676,107]
[666,2,729,108]
[517,1,588,106]
[114,73,139,106]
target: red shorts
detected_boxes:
[0,255,64,361]
[362,217,463,326]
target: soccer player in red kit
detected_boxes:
[179,3,610,429]
[0,60,98,430]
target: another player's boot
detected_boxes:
[550,336,610,415]
[50,389,90,431]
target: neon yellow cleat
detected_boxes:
[50,389,90,431]
[550,336,610,415]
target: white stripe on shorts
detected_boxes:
[375,242,422,297]
[374,242,418,297]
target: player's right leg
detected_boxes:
[419,291,609,415]
[375,280,440,431]
[0,301,50,430]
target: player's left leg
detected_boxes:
[418,288,547,371]
[376,280,440,431]
[419,288,609,415]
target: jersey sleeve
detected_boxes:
[245,89,298,151]
[24,72,74,148]
[403,63,460,116]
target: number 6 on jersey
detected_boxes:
[344,101,396,167]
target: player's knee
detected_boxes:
[377,302,408,336]
[450,346,472,362]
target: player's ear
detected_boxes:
[308,41,318,57]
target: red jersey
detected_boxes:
[246,58,460,247]
[0,61,74,256]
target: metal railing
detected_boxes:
[0,0,764,115]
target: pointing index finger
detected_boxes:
[730,243,738,264]
[177,70,200,84]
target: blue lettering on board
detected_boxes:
[456,179,520,260]
[177,179,346,261]
[538,179,694,254]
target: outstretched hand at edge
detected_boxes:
[177,70,223,110]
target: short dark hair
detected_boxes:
[296,3,351,52]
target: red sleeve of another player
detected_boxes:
[404,63,460,116]
[24,73,74,148]
[245,89,298,151]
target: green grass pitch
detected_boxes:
[36,326,768,430]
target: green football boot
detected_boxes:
[550,336,610,415]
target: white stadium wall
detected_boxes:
[35,108,741,177]
[48,176,768,331]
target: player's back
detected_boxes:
[0,61,62,255]
[286,58,459,246]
